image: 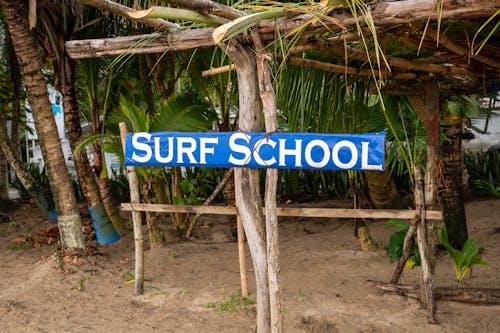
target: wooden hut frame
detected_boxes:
[67,0,500,331]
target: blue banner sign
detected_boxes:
[124,132,385,171]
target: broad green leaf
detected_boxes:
[385,219,410,231]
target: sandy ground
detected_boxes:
[0,198,499,333]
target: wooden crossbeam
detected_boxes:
[121,203,442,220]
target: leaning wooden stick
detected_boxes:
[119,122,144,296]
[390,222,417,283]
[185,168,234,238]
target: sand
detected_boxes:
[0,198,499,332]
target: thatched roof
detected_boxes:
[66,0,500,95]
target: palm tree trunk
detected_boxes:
[6,32,22,151]
[351,173,379,251]
[59,56,120,244]
[364,169,402,209]
[440,113,468,248]
[0,123,53,211]
[2,0,84,249]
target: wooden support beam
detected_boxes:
[66,29,215,59]
[121,203,443,220]
[301,39,483,77]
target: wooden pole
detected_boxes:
[119,122,144,296]
[414,164,437,324]
[237,214,249,297]
[220,40,271,333]
[253,29,282,333]
[421,80,440,323]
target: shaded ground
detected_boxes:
[0,198,499,332]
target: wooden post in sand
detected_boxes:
[119,122,144,295]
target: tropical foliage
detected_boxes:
[439,224,489,283]
[385,219,421,268]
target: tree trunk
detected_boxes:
[221,40,270,333]
[142,176,165,247]
[6,31,22,152]
[1,0,84,249]
[0,123,52,211]
[59,56,120,244]
[364,169,402,209]
[440,113,468,248]
[0,152,9,200]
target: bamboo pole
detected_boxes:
[237,214,249,297]
[119,122,144,296]
[120,203,443,220]
[202,64,236,77]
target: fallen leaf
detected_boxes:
[12,236,32,243]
